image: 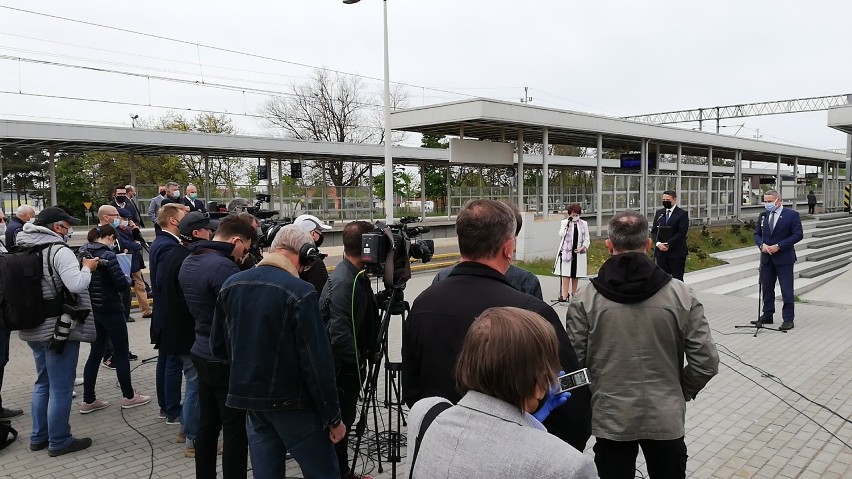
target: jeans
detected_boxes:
[156,350,183,418]
[192,354,247,479]
[83,311,135,403]
[28,340,81,451]
[594,437,687,479]
[335,367,363,475]
[246,409,339,479]
[180,354,199,441]
[0,326,10,410]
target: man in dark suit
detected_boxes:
[124,184,145,228]
[181,184,207,213]
[403,199,591,453]
[752,189,803,331]
[651,190,689,281]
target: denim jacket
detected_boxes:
[211,252,342,426]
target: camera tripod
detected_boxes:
[350,286,408,479]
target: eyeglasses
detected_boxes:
[56,224,70,231]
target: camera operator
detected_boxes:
[16,207,99,456]
[211,225,345,477]
[293,214,331,294]
[319,221,380,479]
[180,215,256,478]
[402,199,591,452]
[236,212,262,269]
[78,225,150,414]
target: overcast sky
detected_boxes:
[0,0,850,152]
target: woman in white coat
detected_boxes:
[553,204,590,299]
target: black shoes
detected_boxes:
[30,440,48,451]
[779,321,794,331]
[0,407,23,419]
[48,437,92,457]
[751,315,774,325]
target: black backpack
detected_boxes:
[0,243,65,331]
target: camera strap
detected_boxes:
[410,401,452,478]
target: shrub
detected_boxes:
[730,224,741,235]
[700,225,710,237]
[739,235,749,244]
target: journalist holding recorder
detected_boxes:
[407,307,597,478]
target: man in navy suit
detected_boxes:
[752,189,803,331]
[651,190,690,281]
[181,184,207,213]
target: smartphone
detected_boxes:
[558,368,591,393]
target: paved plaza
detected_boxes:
[1,270,850,478]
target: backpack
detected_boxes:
[0,243,66,331]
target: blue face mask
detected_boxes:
[111,218,121,228]
[764,202,777,212]
[172,191,181,199]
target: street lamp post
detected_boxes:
[344,0,394,224]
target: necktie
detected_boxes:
[665,210,671,224]
[769,212,776,232]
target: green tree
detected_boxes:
[81,151,188,203]
[55,154,95,214]
[420,133,449,207]
[1,147,46,206]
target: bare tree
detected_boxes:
[260,68,409,186]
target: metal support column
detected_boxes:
[640,139,648,216]
[48,146,57,206]
[654,143,661,175]
[278,159,285,218]
[707,147,713,223]
[542,127,549,217]
[793,157,799,210]
[734,151,741,220]
[446,165,451,220]
[203,155,211,204]
[676,143,683,199]
[420,163,426,222]
[776,155,782,196]
[596,134,603,237]
[823,160,829,211]
[321,161,327,217]
[129,152,137,191]
[518,129,525,212]
[369,163,375,222]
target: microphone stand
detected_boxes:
[551,221,571,305]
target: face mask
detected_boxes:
[571,216,579,222]
[111,218,121,228]
[662,200,673,209]
[159,190,166,197]
[116,195,127,203]
[172,191,181,199]
[314,232,324,248]
[64,228,74,242]
[764,201,777,212]
[121,220,130,228]
[189,193,198,200]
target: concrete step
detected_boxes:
[686,260,760,290]
[806,232,852,249]
[810,225,851,238]
[815,217,852,228]
[799,257,852,279]
[804,243,852,262]
[815,212,852,220]
[745,264,852,300]
[711,233,835,266]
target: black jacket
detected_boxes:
[79,242,131,313]
[5,216,25,249]
[300,259,329,295]
[402,261,592,452]
[319,258,381,373]
[651,206,689,259]
[181,197,207,213]
[179,240,240,361]
[157,243,194,355]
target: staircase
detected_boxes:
[686,212,852,299]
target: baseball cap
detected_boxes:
[179,211,219,236]
[293,214,332,232]
[116,208,133,219]
[34,206,80,226]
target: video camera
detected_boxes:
[361,216,435,288]
[77,250,110,268]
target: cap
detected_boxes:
[293,214,332,232]
[178,211,219,236]
[116,208,133,219]
[34,206,80,226]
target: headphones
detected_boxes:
[299,243,320,265]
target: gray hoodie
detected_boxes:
[15,222,96,343]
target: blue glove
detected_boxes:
[532,378,572,423]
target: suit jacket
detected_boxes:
[651,206,689,258]
[112,200,144,227]
[407,391,598,479]
[753,207,803,266]
[403,261,592,452]
[181,197,207,213]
